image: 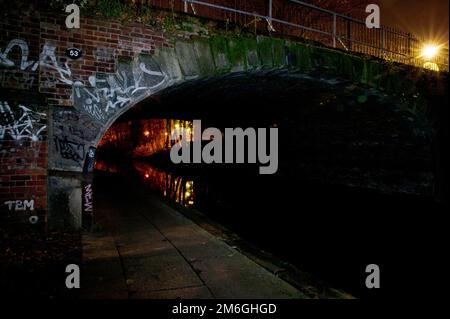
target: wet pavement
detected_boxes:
[81,175,306,299]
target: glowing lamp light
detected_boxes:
[422,44,439,60]
[144,131,150,137]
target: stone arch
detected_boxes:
[47,34,441,229]
[50,34,430,173]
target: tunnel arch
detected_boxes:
[48,34,444,230]
[96,67,434,194]
[50,34,434,173]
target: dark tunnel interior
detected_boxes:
[93,71,445,298]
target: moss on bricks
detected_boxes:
[242,37,259,71]
[209,36,231,74]
[257,36,274,68]
[226,37,248,72]
[153,46,183,82]
[271,38,286,68]
[350,56,365,82]
[286,43,312,71]
[362,60,384,87]
[193,40,216,76]
[338,54,365,81]
[175,41,201,78]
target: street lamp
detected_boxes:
[421,44,441,71]
[421,44,440,60]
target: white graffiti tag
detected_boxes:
[4,199,35,211]
[0,101,46,141]
[74,59,167,121]
[84,184,93,212]
[40,43,82,86]
[0,39,39,71]
[1,39,81,85]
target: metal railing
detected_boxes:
[139,0,449,71]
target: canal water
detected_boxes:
[94,157,445,299]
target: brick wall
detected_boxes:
[1,8,46,226]
[38,11,170,108]
[1,5,172,227]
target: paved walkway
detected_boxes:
[81,180,306,299]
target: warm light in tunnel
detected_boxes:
[145,173,149,178]
[144,131,150,137]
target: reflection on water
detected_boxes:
[94,160,119,173]
[99,119,194,158]
[94,156,444,299]
[133,161,195,207]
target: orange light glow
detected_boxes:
[144,131,150,137]
[421,44,440,60]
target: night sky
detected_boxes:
[379,0,449,45]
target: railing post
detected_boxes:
[269,0,273,21]
[382,28,386,57]
[407,32,412,57]
[332,13,337,48]
[346,17,352,50]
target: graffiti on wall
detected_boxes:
[4,199,35,211]
[0,101,47,143]
[2,38,169,127]
[2,199,39,224]
[1,39,82,87]
[0,39,39,71]
[82,181,94,229]
[53,136,85,164]
[0,70,36,90]
[74,57,168,123]
[40,43,83,86]
[83,184,93,213]
[51,108,101,169]
[53,108,101,142]
[2,38,170,171]
[0,39,39,89]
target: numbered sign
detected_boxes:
[66,48,82,60]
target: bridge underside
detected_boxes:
[111,70,434,196]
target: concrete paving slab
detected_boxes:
[82,234,128,298]
[192,254,306,299]
[130,285,213,299]
[82,181,307,299]
[122,253,204,292]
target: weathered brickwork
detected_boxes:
[0,5,447,229]
[0,8,170,226]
